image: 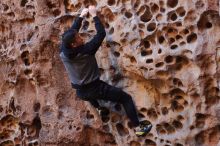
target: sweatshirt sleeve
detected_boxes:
[79,16,106,55]
[70,16,83,32]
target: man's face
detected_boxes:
[71,33,84,48]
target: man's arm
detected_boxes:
[79,16,106,55]
[70,16,83,32]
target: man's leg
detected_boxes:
[94,80,153,136]
[88,99,100,108]
[93,80,140,127]
[76,88,110,116]
[76,80,152,136]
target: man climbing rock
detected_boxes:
[59,5,152,136]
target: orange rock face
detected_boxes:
[0,0,220,145]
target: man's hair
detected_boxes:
[62,29,78,48]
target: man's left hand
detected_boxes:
[80,8,89,17]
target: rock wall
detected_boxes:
[0,0,220,146]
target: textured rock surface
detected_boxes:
[0,0,220,145]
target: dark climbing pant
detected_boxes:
[75,79,140,127]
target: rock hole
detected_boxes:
[26,5,35,9]
[175,143,183,146]
[165,55,174,63]
[171,100,184,112]
[76,127,81,131]
[20,44,27,51]
[82,20,89,30]
[140,39,150,48]
[27,32,34,41]
[195,0,205,9]
[145,139,156,146]
[195,113,206,128]
[176,7,186,17]
[147,22,156,32]
[167,28,175,33]
[158,36,165,44]
[163,122,175,134]
[167,0,178,8]
[156,124,166,135]
[9,97,16,113]
[103,125,110,132]
[107,0,115,6]
[102,116,110,123]
[141,50,152,56]
[33,102,40,112]
[151,3,159,13]
[147,108,158,119]
[112,73,123,82]
[7,12,15,17]
[113,51,120,57]
[176,35,182,40]
[155,62,164,68]
[2,4,9,11]
[161,107,168,115]
[140,6,152,22]
[69,125,72,130]
[169,38,175,44]
[170,44,178,50]
[20,0,28,7]
[173,78,183,86]
[21,51,30,66]
[137,5,146,16]
[138,112,145,118]
[102,7,115,22]
[172,120,183,129]
[183,28,189,34]
[156,13,163,21]
[53,9,61,17]
[105,22,110,28]
[160,7,166,13]
[116,123,129,136]
[111,112,121,123]
[186,33,197,43]
[0,105,3,112]
[130,56,137,63]
[125,11,133,18]
[109,27,114,34]
[133,0,141,9]
[171,13,178,21]
[140,107,147,112]
[177,115,184,121]
[146,59,153,64]
[1,141,14,145]
[179,41,186,46]
[206,22,212,29]
[158,48,162,54]
[175,21,182,26]
[130,141,141,146]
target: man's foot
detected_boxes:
[135,122,153,137]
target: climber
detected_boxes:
[59,5,152,136]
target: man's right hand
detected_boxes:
[88,5,97,17]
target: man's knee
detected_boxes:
[118,90,133,103]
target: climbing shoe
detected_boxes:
[135,122,153,137]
